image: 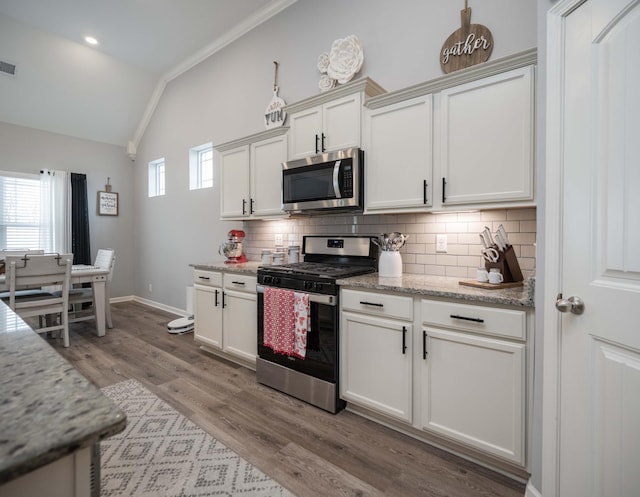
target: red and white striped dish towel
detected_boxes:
[263,287,309,358]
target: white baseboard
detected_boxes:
[525,479,542,497]
[110,295,187,317]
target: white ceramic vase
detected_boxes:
[379,251,402,278]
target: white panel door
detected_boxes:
[194,284,222,349]
[219,146,250,218]
[440,66,534,205]
[222,289,257,365]
[364,95,433,212]
[250,134,287,217]
[340,311,412,422]
[421,328,525,465]
[288,107,322,159]
[322,93,361,153]
[550,1,640,495]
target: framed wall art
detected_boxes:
[97,191,118,216]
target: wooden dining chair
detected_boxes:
[65,249,116,327]
[2,253,72,347]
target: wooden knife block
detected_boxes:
[485,245,523,283]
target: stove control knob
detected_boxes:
[263,276,272,285]
[274,277,281,285]
[304,281,312,290]
[316,283,323,292]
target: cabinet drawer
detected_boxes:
[342,289,413,321]
[193,269,222,287]
[223,273,257,293]
[421,300,526,340]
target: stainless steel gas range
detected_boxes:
[256,235,378,413]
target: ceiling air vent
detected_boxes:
[0,60,17,76]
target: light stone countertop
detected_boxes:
[190,261,261,275]
[337,274,535,307]
[190,262,534,307]
[0,303,126,484]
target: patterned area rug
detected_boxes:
[100,379,295,497]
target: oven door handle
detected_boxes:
[256,285,337,306]
[333,160,342,199]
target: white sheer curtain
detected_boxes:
[40,169,71,253]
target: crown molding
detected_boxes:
[366,48,537,110]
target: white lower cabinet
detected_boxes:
[340,287,531,470]
[420,327,525,465]
[341,311,412,422]
[221,274,257,365]
[193,270,223,349]
[193,269,257,368]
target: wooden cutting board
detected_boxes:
[458,279,524,290]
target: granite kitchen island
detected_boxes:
[0,302,126,496]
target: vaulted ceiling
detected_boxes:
[0,0,295,148]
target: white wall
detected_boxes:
[134,0,537,309]
[0,121,135,299]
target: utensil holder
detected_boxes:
[379,251,402,278]
[484,245,523,283]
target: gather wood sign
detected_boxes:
[440,1,493,74]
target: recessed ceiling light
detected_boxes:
[84,36,99,45]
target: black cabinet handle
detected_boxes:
[198,276,210,280]
[423,180,428,204]
[231,281,245,285]
[321,133,326,152]
[442,177,447,203]
[214,289,219,307]
[250,198,255,214]
[402,326,407,354]
[222,292,226,308]
[242,198,247,215]
[450,314,485,323]
[315,134,319,154]
[423,330,428,360]
[359,301,383,307]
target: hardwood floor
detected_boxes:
[49,301,526,497]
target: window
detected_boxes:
[189,143,213,190]
[148,158,165,197]
[0,171,42,249]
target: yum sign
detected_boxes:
[265,61,287,129]
[440,2,493,74]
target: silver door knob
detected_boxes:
[555,293,585,315]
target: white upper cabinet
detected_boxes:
[219,145,250,218]
[217,127,288,220]
[439,65,534,206]
[363,49,536,214]
[287,107,322,159]
[285,78,385,160]
[364,95,433,212]
[250,133,288,217]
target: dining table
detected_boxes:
[0,264,112,337]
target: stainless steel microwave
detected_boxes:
[282,148,363,213]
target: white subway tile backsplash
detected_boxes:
[445,266,469,278]
[481,210,508,221]
[425,265,447,276]
[507,208,537,220]
[243,208,536,280]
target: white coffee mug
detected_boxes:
[488,270,504,284]
[476,268,489,282]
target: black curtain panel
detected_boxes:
[71,173,91,265]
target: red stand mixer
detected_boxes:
[219,229,248,264]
